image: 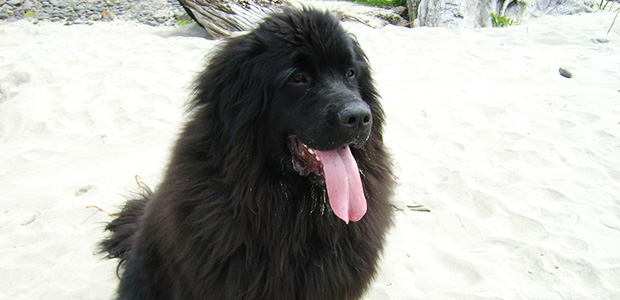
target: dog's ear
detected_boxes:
[190,35,269,137]
[187,35,273,185]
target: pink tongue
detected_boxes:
[315,146,367,224]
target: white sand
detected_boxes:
[1,11,619,299]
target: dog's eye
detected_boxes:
[346,69,356,78]
[291,74,307,84]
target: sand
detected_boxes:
[1,10,619,300]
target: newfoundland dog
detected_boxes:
[101,7,394,300]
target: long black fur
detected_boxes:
[101,7,394,300]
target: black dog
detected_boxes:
[101,7,394,300]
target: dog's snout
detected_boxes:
[338,102,372,133]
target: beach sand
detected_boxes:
[1,11,619,299]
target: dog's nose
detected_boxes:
[338,102,372,134]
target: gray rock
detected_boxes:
[1,0,187,26]
[407,0,421,24]
[20,0,32,9]
[417,0,495,28]
[412,0,597,28]
[592,38,610,44]
[391,6,407,15]
[559,67,573,78]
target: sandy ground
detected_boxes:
[1,10,619,300]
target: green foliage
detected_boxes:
[491,13,514,27]
[609,9,619,34]
[344,0,407,8]
[598,0,619,34]
[176,19,193,26]
[597,0,615,10]
[23,10,36,18]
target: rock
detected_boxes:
[412,0,597,28]
[531,10,544,17]
[559,67,573,78]
[175,10,192,22]
[20,0,32,9]
[8,0,24,5]
[407,0,422,26]
[0,13,9,19]
[592,37,610,44]
[417,0,495,28]
[391,6,407,15]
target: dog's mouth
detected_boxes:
[288,136,325,186]
[288,136,367,224]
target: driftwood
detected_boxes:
[178,0,408,38]
[178,0,286,38]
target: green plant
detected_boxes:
[609,9,619,34]
[23,10,36,18]
[598,0,619,34]
[598,0,614,10]
[491,12,513,27]
[176,19,193,26]
[344,0,406,8]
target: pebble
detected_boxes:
[559,67,573,79]
[592,38,610,44]
[0,0,188,26]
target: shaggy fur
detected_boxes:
[101,7,394,300]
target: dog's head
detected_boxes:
[191,8,384,223]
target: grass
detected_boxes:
[23,10,36,18]
[598,0,616,10]
[610,10,619,34]
[598,0,619,34]
[491,12,514,27]
[344,0,407,8]
[176,19,193,26]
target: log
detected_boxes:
[178,0,286,38]
[178,0,408,38]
